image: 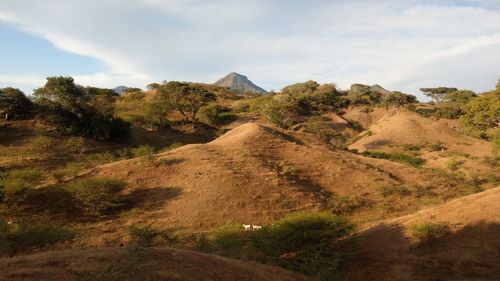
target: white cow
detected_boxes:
[242,224,252,231]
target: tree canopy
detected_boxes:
[0,88,32,120]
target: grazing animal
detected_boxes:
[242,224,252,231]
[252,225,262,230]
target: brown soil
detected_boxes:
[0,247,310,281]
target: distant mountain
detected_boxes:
[214,72,267,94]
[371,84,392,95]
[112,86,129,95]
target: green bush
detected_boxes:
[0,218,74,256]
[363,151,425,167]
[197,104,237,126]
[0,168,43,206]
[252,212,354,257]
[408,221,449,246]
[428,142,446,151]
[64,137,87,154]
[446,157,463,171]
[64,178,126,215]
[130,145,155,158]
[84,152,118,164]
[206,223,246,252]
[30,135,54,154]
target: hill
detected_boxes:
[0,247,310,281]
[346,186,500,281]
[214,72,267,94]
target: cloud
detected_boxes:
[0,0,499,98]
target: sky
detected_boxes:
[1,0,500,100]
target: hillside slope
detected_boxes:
[346,186,500,281]
[0,247,310,281]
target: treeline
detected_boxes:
[1,76,498,143]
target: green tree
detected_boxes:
[459,90,500,138]
[0,88,32,120]
[348,84,382,105]
[420,87,457,104]
[383,91,417,108]
[156,81,216,122]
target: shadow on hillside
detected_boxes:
[130,126,218,150]
[345,221,500,281]
[125,187,182,210]
[0,123,36,145]
[363,139,393,149]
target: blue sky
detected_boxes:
[1,0,500,99]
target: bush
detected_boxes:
[64,178,126,215]
[428,142,446,151]
[52,162,86,181]
[408,221,449,246]
[65,137,87,154]
[252,212,354,279]
[0,168,43,206]
[252,212,354,257]
[459,91,500,138]
[84,152,118,165]
[363,151,425,167]
[197,104,237,126]
[128,223,167,248]
[206,223,246,252]
[0,218,74,256]
[30,135,54,154]
[131,145,155,158]
[446,157,463,171]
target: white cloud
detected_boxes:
[0,0,499,99]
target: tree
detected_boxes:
[444,90,476,105]
[348,84,382,105]
[383,91,417,109]
[0,88,32,120]
[33,77,130,141]
[459,90,500,138]
[156,81,216,122]
[420,87,457,104]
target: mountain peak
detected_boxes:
[214,72,267,94]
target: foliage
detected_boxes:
[128,223,167,248]
[155,81,217,122]
[446,157,463,171]
[376,185,411,197]
[130,145,155,158]
[63,178,126,215]
[408,221,449,246]
[143,98,171,130]
[206,223,246,252]
[0,87,32,120]
[428,142,446,151]
[0,217,74,256]
[362,150,425,167]
[196,103,237,126]
[64,137,87,154]
[382,91,417,108]
[420,87,457,104]
[33,76,130,141]
[459,91,500,138]
[348,84,382,105]
[0,168,43,206]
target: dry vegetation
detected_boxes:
[0,78,499,280]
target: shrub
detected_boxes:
[84,152,118,165]
[459,91,500,138]
[0,168,43,206]
[206,223,246,252]
[64,178,126,215]
[52,162,85,181]
[130,145,155,158]
[446,157,463,171]
[408,221,449,246]
[0,218,74,256]
[252,212,354,279]
[252,212,354,257]
[428,142,446,151]
[328,195,368,215]
[64,137,87,154]
[30,135,54,154]
[363,151,425,167]
[128,223,165,248]
[197,104,237,126]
